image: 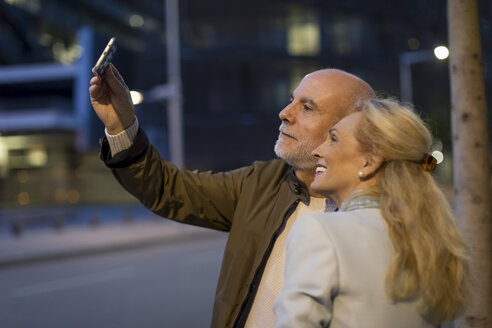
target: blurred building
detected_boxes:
[0,0,491,207]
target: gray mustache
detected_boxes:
[279,125,297,139]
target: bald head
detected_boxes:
[304,69,375,121]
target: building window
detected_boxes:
[287,9,321,56]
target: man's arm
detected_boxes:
[100,129,250,232]
[91,64,246,232]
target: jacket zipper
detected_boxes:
[233,199,301,327]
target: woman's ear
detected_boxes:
[361,153,383,178]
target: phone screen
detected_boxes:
[93,37,117,76]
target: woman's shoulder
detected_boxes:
[298,208,383,230]
[291,208,387,246]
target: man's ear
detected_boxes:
[362,153,384,178]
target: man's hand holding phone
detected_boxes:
[89,37,135,135]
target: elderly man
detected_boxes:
[89,64,374,328]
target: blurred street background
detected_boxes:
[0,0,491,327]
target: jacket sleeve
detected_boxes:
[100,128,251,231]
[274,216,339,328]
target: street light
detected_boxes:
[434,46,449,60]
[399,46,449,103]
[399,46,449,167]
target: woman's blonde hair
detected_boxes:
[351,98,469,322]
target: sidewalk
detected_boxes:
[0,219,226,268]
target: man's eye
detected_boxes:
[303,105,312,111]
[330,136,337,143]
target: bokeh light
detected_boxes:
[432,150,444,164]
[434,46,449,60]
[130,91,144,105]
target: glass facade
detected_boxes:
[0,0,490,207]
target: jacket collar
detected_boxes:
[340,195,380,212]
[287,167,310,204]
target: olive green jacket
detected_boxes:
[100,129,311,328]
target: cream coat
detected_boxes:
[274,206,437,328]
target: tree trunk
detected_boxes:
[448,0,492,327]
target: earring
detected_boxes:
[358,171,364,178]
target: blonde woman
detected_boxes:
[274,98,468,328]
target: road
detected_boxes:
[0,235,228,328]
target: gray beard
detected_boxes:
[274,138,317,171]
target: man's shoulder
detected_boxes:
[249,158,291,177]
[251,158,290,169]
[231,158,291,184]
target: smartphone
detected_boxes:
[93,37,117,76]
